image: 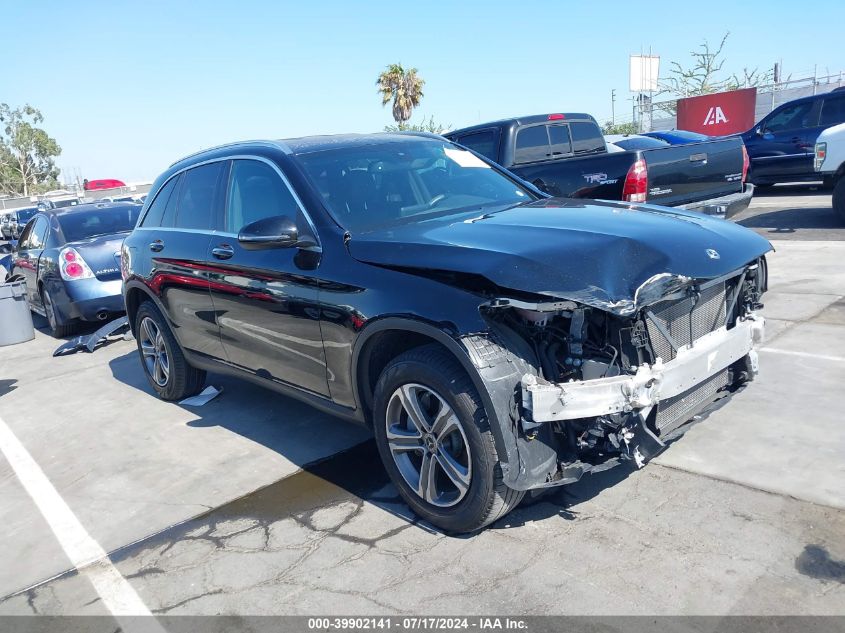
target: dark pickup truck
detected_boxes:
[445,113,754,218]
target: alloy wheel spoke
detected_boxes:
[387,429,424,454]
[140,342,156,358]
[141,319,157,346]
[435,447,470,495]
[398,384,431,435]
[430,406,460,442]
[418,451,438,504]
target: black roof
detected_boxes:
[447,113,597,137]
[281,132,443,154]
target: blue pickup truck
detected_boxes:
[742,89,845,187]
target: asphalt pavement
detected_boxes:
[0,185,843,617]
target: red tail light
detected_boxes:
[741,144,750,183]
[622,159,648,203]
[59,247,94,281]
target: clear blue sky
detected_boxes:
[4,0,842,182]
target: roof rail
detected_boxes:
[169,140,290,167]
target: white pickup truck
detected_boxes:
[815,122,845,222]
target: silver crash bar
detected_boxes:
[522,314,765,423]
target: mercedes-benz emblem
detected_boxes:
[706,248,720,260]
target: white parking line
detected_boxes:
[760,348,845,363]
[0,414,164,629]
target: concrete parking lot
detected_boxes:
[0,186,843,617]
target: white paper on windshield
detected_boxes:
[444,148,490,168]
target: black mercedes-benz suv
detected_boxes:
[122,133,771,532]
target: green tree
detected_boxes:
[376,63,425,130]
[655,33,773,115]
[0,103,61,196]
[384,115,451,134]
[602,120,639,135]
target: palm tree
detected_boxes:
[376,63,425,130]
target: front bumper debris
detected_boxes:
[522,314,764,423]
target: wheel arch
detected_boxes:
[352,317,515,472]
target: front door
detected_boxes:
[205,158,329,397]
[751,99,821,180]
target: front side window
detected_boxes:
[173,162,225,230]
[513,125,550,164]
[765,102,815,132]
[820,95,845,127]
[298,139,535,232]
[226,160,300,233]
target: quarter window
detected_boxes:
[225,160,300,233]
[173,163,225,230]
[455,130,499,161]
[141,174,181,228]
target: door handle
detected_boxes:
[149,240,164,252]
[211,245,234,260]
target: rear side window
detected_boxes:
[456,130,499,161]
[569,121,605,153]
[820,95,845,127]
[226,160,300,233]
[27,217,49,249]
[514,125,550,164]
[141,175,181,227]
[173,162,225,230]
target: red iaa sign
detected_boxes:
[676,87,757,135]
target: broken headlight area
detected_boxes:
[482,259,766,489]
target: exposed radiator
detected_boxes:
[645,282,727,362]
[656,368,730,435]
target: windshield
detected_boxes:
[58,205,142,242]
[297,139,536,232]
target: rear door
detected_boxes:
[753,100,821,180]
[13,216,49,307]
[137,163,227,360]
[206,157,329,397]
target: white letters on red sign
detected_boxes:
[703,106,729,126]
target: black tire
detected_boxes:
[40,287,76,338]
[372,344,523,533]
[833,178,845,224]
[134,300,206,401]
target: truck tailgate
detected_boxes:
[642,137,745,206]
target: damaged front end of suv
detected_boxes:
[463,257,768,491]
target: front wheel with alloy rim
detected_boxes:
[40,287,76,338]
[372,344,523,533]
[134,301,206,401]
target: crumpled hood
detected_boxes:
[348,198,773,316]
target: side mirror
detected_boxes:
[237,215,304,250]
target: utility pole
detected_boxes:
[611,89,616,125]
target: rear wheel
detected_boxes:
[372,344,523,533]
[135,301,206,400]
[833,178,845,224]
[40,287,76,338]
